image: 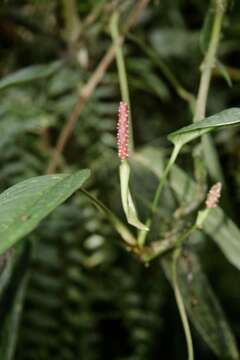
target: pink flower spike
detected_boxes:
[117,101,129,160]
[206,182,222,209]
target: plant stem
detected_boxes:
[138,143,181,246]
[110,11,134,152]
[194,0,225,122]
[139,2,226,246]
[80,189,136,246]
[193,1,231,209]
[172,248,194,360]
[61,0,81,45]
[152,144,181,213]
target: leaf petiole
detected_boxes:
[138,143,182,246]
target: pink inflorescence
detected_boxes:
[206,182,222,209]
[117,101,129,160]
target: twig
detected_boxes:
[47,0,150,174]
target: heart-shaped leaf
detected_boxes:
[0,169,90,255]
[168,108,240,147]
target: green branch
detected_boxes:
[193,0,230,208]
[61,0,81,45]
[138,143,181,247]
[80,189,136,246]
[110,11,134,152]
[194,1,226,122]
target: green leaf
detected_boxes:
[119,160,148,231]
[131,147,239,357]
[168,108,240,147]
[0,271,28,360]
[0,169,90,255]
[169,165,240,271]
[133,147,240,270]
[0,61,62,91]
[163,251,239,360]
[0,243,29,359]
[0,249,16,298]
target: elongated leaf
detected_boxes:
[0,249,16,297]
[0,243,30,359]
[0,169,90,255]
[119,161,148,231]
[133,147,240,270]
[0,61,62,91]
[163,251,239,359]
[168,108,240,147]
[131,147,239,358]
[0,272,28,360]
[170,167,240,271]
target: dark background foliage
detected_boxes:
[0,0,240,359]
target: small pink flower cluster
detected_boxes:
[206,182,222,209]
[117,101,129,160]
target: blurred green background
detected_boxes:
[0,0,240,359]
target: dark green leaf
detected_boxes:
[132,147,239,358]
[163,251,239,359]
[0,249,16,298]
[0,243,29,360]
[0,271,28,360]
